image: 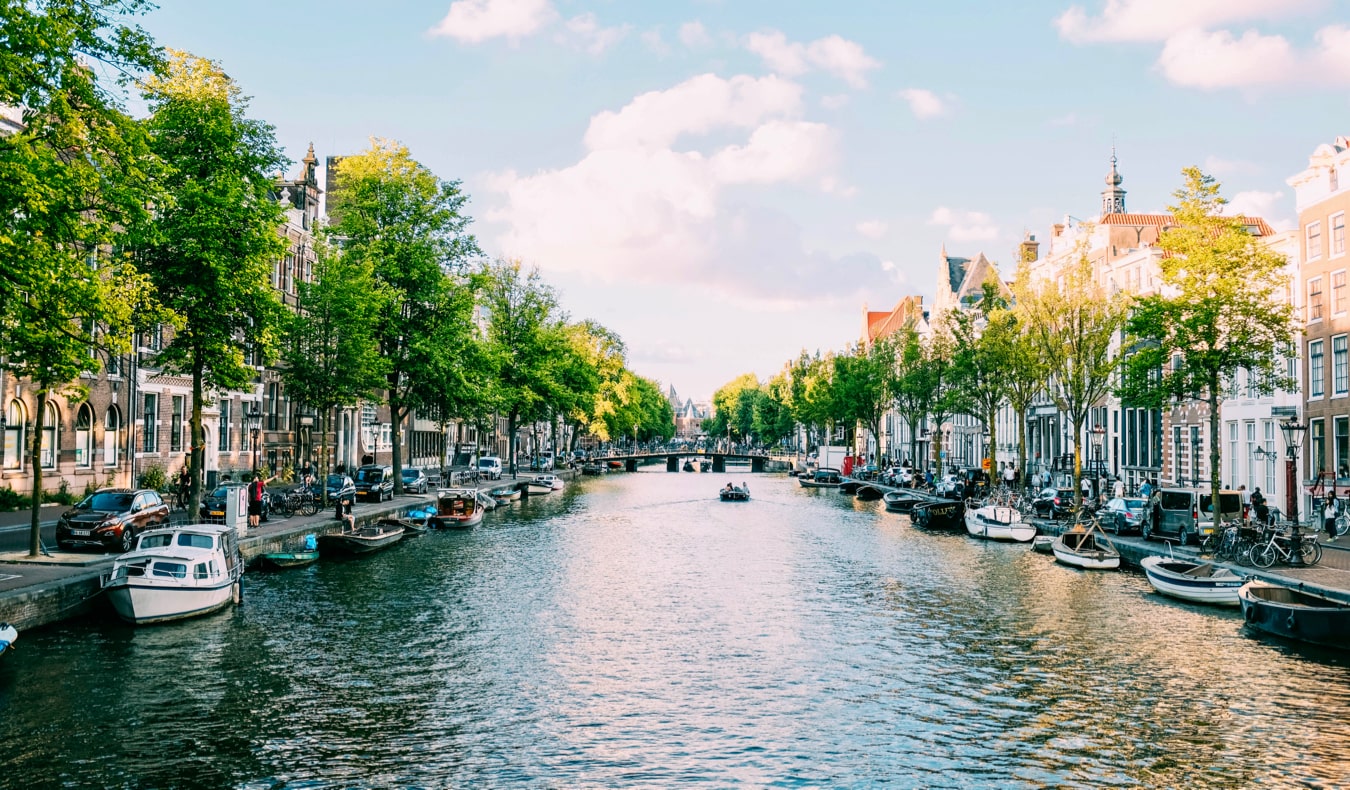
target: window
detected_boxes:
[1337,335,1349,396]
[1313,419,1327,477]
[1190,426,1201,485]
[219,400,231,451]
[75,404,93,467]
[1335,271,1347,314]
[1264,421,1276,495]
[1311,339,1326,398]
[1229,421,1239,488]
[3,400,25,470]
[1334,213,1346,258]
[40,402,57,469]
[170,396,183,453]
[1310,277,1324,321]
[1245,422,1257,490]
[1338,417,1350,478]
[104,406,120,466]
[142,394,157,453]
[268,383,279,431]
[1310,221,1324,260]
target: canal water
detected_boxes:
[2,468,1350,788]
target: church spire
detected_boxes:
[1101,147,1126,215]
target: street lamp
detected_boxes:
[1279,417,1308,566]
[245,403,262,476]
[0,413,6,468]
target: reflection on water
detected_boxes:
[2,469,1350,788]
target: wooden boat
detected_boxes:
[1240,579,1350,650]
[0,622,16,658]
[318,522,405,554]
[965,504,1036,542]
[378,516,428,535]
[719,485,750,502]
[1052,529,1121,570]
[524,478,555,495]
[855,485,884,502]
[911,499,965,530]
[489,485,521,503]
[258,534,320,569]
[1141,556,1243,606]
[883,490,927,513]
[839,478,864,494]
[1032,535,1055,554]
[103,524,243,625]
[429,488,485,529]
[798,468,844,489]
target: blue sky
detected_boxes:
[142,0,1350,399]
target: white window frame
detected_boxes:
[1309,276,1325,323]
[1333,212,1346,259]
[1336,334,1349,396]
[1311,338,1326,399]
[1309,220,1324,261]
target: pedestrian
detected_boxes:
[1139,478,1153,499]
[247,472,271,529]
[1081,476,1091,499]
[1325,494,1339,541]
[1250,487,1268,524]
[1113,477,1124,500]
[1002,463,1015,489]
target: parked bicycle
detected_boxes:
[272,487,320,519]
[1250,526,1321,568]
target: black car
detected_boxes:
[353,465,394,502]
[313,473,356,505]
[200,482,271,523]
[400,467,429,494]
[56,488,169,553]
[1032,487,1077,519]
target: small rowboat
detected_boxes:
[1141,556,1243,606]
[1032,535,1055,554]
[259,534,321,569]
[318,523,405,555]
[1052,529,1121,570]
[0,622,17,658]
[379,517,428,535]
[855,485,884,502]
[1240,579,1350,650]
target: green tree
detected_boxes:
[754,372,797,449]
[999,272,1050,487]
[327,138,479,493]
[1121,167,1296,519]
[0,0,164,555]
[134,49,289,519]
[279,239,387,504]
[1018,252,1129,508]
[479,259,564,475]
[889,329,933,469]
[947,280,1017,476]
[558,321,626,450]
[834,337,897,469]
[705,373,761,445]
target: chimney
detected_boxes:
[1052,223,1065,238]
[1020,233,1039,263]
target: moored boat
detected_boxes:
[1239,579,1350,650]
[103,524,243,625]
[318,522,405,554]
[0,622,16,658]
[855,485,884,502]
[582,463,606,475]
[964,504,1036,542]
[839,478,864,494]
[534,474,565,491]
[911,499,965,530]
[1052,529,1121,570]
[429,488,485,529]
[1032,535,1055,554]
[1141,556,1244,606]
[883,489,929,513]
[379,516,428,535]
[798,468,844,489]
[524,478,555,495]
[258,533,320,569]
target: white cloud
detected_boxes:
[484,74,891,305]
[743,29,881,88]
[856,220,888,239]
[820,176,857,198]
[679,20,713,48]
[1054,0,1318,44]
[429,0,557,43]
[583,73,802,151]
[897,88,948,119]
[1157,28,1296,88]
[641,29,670,56]
[928,207,999,242]
[558,12,630,55]
[820,93,849,110]
[1223,189,1294,230]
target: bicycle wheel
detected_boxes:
[1251,543,1277,569]
[299,495,318,517]
[1337,514,1350,538]
[1301,538,1322,565]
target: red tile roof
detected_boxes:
[1101,212,1275,236]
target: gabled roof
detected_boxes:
[865,295,926,343]
[1099,213,1275,237]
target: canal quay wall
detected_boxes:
[0,468,582,632]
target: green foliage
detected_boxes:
[0,487,26,511]
[947,279,1019,468]
[832,337,898,467]
[137,463,167,492]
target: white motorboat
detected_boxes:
[1032,535,1055,554]
[103,524,243,625]
[0,622,16,658]
[524,478,555,495]
[1052,529,1121,570]
[964,504,1036,542]
[534,474,565,491]
[1141,556,1244,606]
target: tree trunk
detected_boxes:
[189,357,205,520]
[28,387,47,557]
[1072,414,1084,510]
[507,408,519,477]
[988,406,998,483]
[319,408,330,507]
[1015,404,1027,492]
[1209,381,1221,530]
[390,396,405,496]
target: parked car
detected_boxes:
[529,454,554,471]
[477,456,503,480]
[1102,496,1148,534]
[354,464,394,502]
[400,467,429,494]
[311,473,356,505]
[1032,487,1077,519]
[56,488,169,553]
[1145,487,1243,545]
[200,482,271,523]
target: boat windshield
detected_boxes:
[139,534,174,549]
[177,533,215,549]
[151,561,188,578]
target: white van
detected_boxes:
[477,456,503,480]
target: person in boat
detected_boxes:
[334,495,355,531]
[741,482,749,494]
[724,483,734,494]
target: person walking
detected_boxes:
[1112,477,1124,500]
[1325,494,1339,541]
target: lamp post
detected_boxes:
[246,403,262,476]
[1279,418,1308,566]
[0,413,6,468]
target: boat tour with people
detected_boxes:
[428,488,486,529]
[102,523,243,625]
[1140,555,1244,606]
[1239,579,1350,650]
[964,503,1036,542]
[719,483,750,502]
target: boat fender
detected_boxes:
[233,579,242,606]
[1286,613,1297,632]
[1244,606,1257,623]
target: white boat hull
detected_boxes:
[1140,556,1242,606]
[964,506,1036,542]
[105,579,237,625]
[1051,534,1121,570]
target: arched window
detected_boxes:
[104,406,121,467]
[40,401,58,469]
[75,404,93,468]
[3,400,25,470]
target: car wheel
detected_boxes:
[1142,521,1153,541]
[119,526,135,553]
[1177,526,1190,546]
